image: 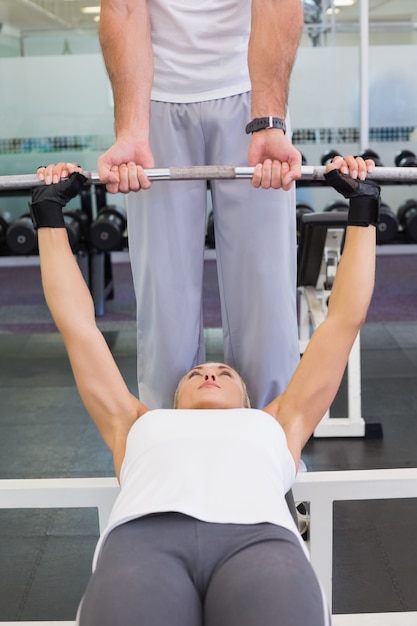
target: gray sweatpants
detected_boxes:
[126,93,299,409]
[78,513,331,626]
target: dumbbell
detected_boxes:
[320,150,341,166]
[80,185,94,222]
[394,150,417,168]
[322,149,384,168]
[397,199,417,242]
[324,197,398,244]
[324,199,349,212]
[95,184,108,212]
[377,202,398,245]
[358,149,384,167]
[63,209,91,253]
[206,211,215,249]
[296,203,314,240]
[88,205,127,251]
[6,213,38,255]
[0,210,14,248]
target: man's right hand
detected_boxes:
[97,139,155,194]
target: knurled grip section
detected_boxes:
[169,166,237,180]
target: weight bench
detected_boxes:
[2,471,417,625]
[297,212,380,438]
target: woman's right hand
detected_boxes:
[36,162,85,185]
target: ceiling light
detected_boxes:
[333,0,356,6]
[81,6,101,14]
[326,7,340,15]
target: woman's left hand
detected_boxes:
[326,155,375,180]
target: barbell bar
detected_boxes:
[1,165,417,191]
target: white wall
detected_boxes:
[0,45,416,217]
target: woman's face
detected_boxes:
[174,362,249,410]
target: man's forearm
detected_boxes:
[248,0,304,118]
[99,0,154,139]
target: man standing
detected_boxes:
[97,0,304,409]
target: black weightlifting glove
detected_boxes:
[29,172,88,229]
[324,169,380,227]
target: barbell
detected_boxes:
[1,165,417,191]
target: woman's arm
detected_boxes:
[265,156,379,464]
[32,170,147,476]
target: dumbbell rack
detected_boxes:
[0,182,117,317]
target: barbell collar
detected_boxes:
[1,165,417,191]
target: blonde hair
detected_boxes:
[173,364,251,409]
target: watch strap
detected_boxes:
[245,117,286,134]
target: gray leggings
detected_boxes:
[78,513,330,626]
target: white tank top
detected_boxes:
[149,0,252,102]
[93,408,307,568]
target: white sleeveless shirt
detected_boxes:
[93,408,307,568]
[149,0,252,102]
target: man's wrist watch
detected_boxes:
[245,116,286,135]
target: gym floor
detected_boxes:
[0,252,417,621]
